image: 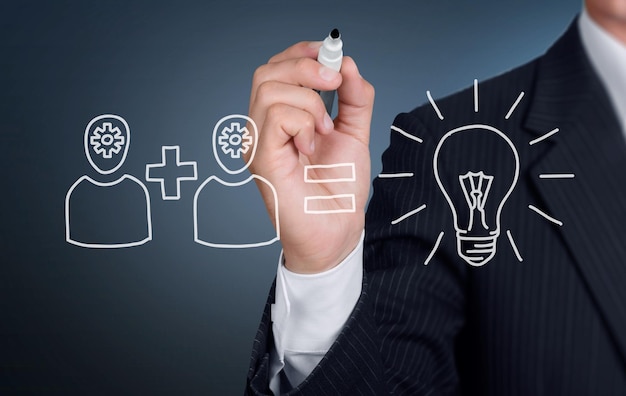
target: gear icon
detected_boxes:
[218,122,253,159]
[90,122,126,159]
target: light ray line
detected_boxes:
[506,229,523,262]
[378,172,414,178]
[505,91,525,120]
[474,79,479,113]
[529,128,559,145]
[528,204,563,226]
[424,231,445,265]
[539,173,575,179]
[391,204,426,225]
[427,91,444,120]
[390,125,423,143]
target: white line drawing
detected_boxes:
[193,174,280,248]
[304,163,356,183]
[194,114,279,248]
[65,175,152,248]
[145,145,198,200]
[424,231,445,266]
[90,122,125,159]
[391,204,427,225]
[539,173,575,179]
[427,90,444,120]
[474,79,479,113]
[65,114,152,248]
[459,171,494,232]
[529,128,559,145]
[419,81,571,267]
[217,121,253,159]
[303,162,357,214]
[84,114,130,175]
[391,125,423,143]
[213,114,258,175]
[304,194,356,214]
[506,229,523,262]
[528,204,563,226]
[433,124,520,267]
[378,173,414,178]
[505,91,525,120]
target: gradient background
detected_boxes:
[1,1,580,394]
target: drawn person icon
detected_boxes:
[193,114,279,248]
[65,114,152,248]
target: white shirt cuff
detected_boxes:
[269,231,364,391]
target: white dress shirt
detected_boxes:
[579,7,626,134]
[269,8,626,394]
[269,233,363,393]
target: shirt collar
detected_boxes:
[579,8,626,134]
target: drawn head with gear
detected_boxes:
[212,114,258,175]
[84,114,131,175]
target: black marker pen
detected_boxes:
[317,28,343,115]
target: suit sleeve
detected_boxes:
[246,111,468,395]
[245,274,387,395]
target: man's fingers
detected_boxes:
[251,57,342,106]
[335,56,375,144]
[268,41,322,64]
[259,103,318,157]
[337,57,374,108]
[253,81,334,136]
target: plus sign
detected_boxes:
[146,146,198,200]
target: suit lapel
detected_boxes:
[524,20,626,364]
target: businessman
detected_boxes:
[246,0,626,394]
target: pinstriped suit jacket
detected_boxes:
[246,18,626,395]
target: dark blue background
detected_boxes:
[1,1,579,394]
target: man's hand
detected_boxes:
[247,41,374,274]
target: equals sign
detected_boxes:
[303,163,356,214]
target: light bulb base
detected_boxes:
[456,233,498,267]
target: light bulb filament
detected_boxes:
[460,171,493,232]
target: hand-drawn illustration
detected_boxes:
[65,114,152,248]
[433,124,520,267]
[391,80,576,267]
[194,114,279,248]
[212,115,258,176]
[383,123,425,226]
[146,145,198,200]
[459,171,494,233]
[217,121,253,159]
[303,163,357,214]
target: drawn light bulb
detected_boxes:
[433,124,519,266]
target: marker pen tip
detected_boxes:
[330,28,340,39]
